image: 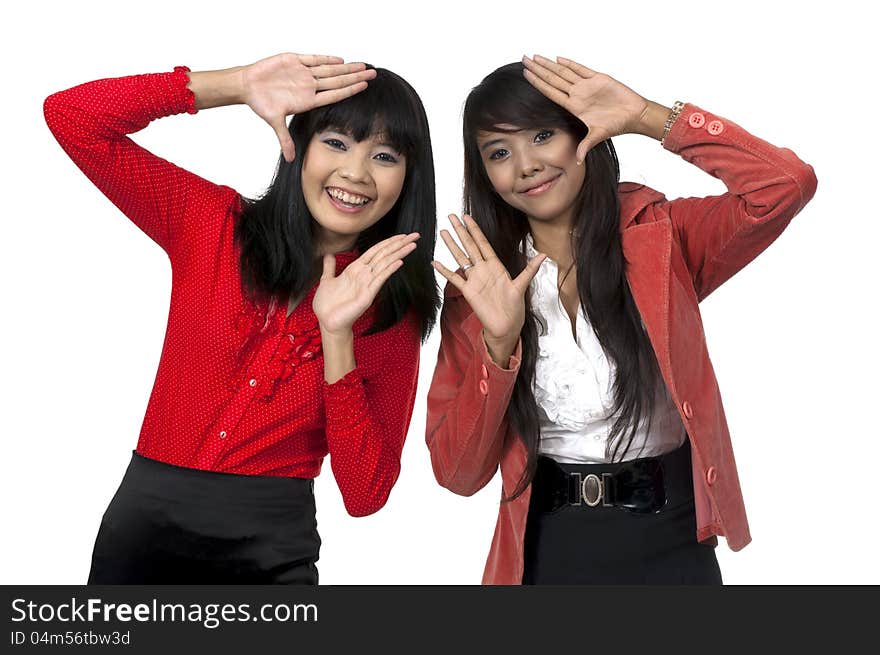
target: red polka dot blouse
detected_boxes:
[44,67,421,517]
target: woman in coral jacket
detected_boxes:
[45,53,439,584]
[426,56,816,584]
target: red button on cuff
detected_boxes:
[688,112,706,128]
[706,467,718,485]
[682,401,694,419]
[479,379,489,396]
[707,120,724,135]
[481,364,489,380]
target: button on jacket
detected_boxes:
[426,104,818,584]
[44,67,421,517]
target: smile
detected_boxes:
[521,173,561,196]
[325,187,373,213]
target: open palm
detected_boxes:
[241,52,377,161]
[523,55,648,161]
[313,234,419,336]
[432,214,546,341]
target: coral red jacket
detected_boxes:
[426,104,817,584]
[44,68,421,517]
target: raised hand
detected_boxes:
[432,214,546,346]
[522,54,649,162]
[241,53,377,162]
[313,233,420,336]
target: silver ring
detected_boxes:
[461,262,474,271]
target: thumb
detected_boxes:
[576,135,594,165]
[271,117,296,162]
[513,253,547,292]
[321,253,336,280]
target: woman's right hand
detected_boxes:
[432,214,546,362]
[241,53,377,162]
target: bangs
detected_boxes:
[309,68,422,158]
[465,63,584,138]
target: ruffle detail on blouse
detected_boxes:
[226,248,365,401]
[259,321,323,401]
[525,233,616,431]
[226,293,279,395]
[533,342,615,431]
[172,66,198,115]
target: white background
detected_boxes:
[2,0,877,585]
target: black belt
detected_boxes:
[530,441,693,514]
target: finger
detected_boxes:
[312,82,369,107]
[271,117,296,162]
[576,135,596,165]
[308,62,369,78]
[431,260,466,292]
[360,234,411,265]
[523,55,572,93]
[439,229,470,266]
[368,259,405,294]
[531,54,580,84]
[513,253,548,292]
[321,253,336,279]
[370,234,419,270]
[449,214,484,262]
[522,69,569,107]
[556,56,597,78]
[296,54,345,66]
[462,214,498,262]
[371,241,417,278]
[316,70,377,91]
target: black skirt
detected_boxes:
[522,440,722,585]
[88,452,320,585]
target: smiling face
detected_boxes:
[477,126,586,225]
[300,129,407,253]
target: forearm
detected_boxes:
[426,308,521,495]
[661,103,817,300]
[321,329,356,384]
[323,317,420,516]
[186,67,248,110]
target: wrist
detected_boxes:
[635,100,673,140]
[320,326,355,344]
[188,66,248,110]
[482,330,519,368]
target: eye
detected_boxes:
[323,138,346,150]
[489,148,510,161]
[534,129,554,143]
[374,152,399,164]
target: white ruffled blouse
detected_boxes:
[524,233,686,463]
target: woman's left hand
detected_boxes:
[522,55,650,162]
[313,233,420,336]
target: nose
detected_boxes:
[337,152,370,185]
[517,151,543,178]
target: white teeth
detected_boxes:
[328,188,370,205]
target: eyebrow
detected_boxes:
[479,127,525,152]
[480,138,507,152]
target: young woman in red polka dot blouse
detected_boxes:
[44,52,439,584]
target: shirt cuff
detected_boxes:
[172,66,198,116]
[322,368,367,431]
[661,102,710,154]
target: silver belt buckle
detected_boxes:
[581,473,613,507]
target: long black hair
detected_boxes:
[235,67,439,341]
[463,62,661,498]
